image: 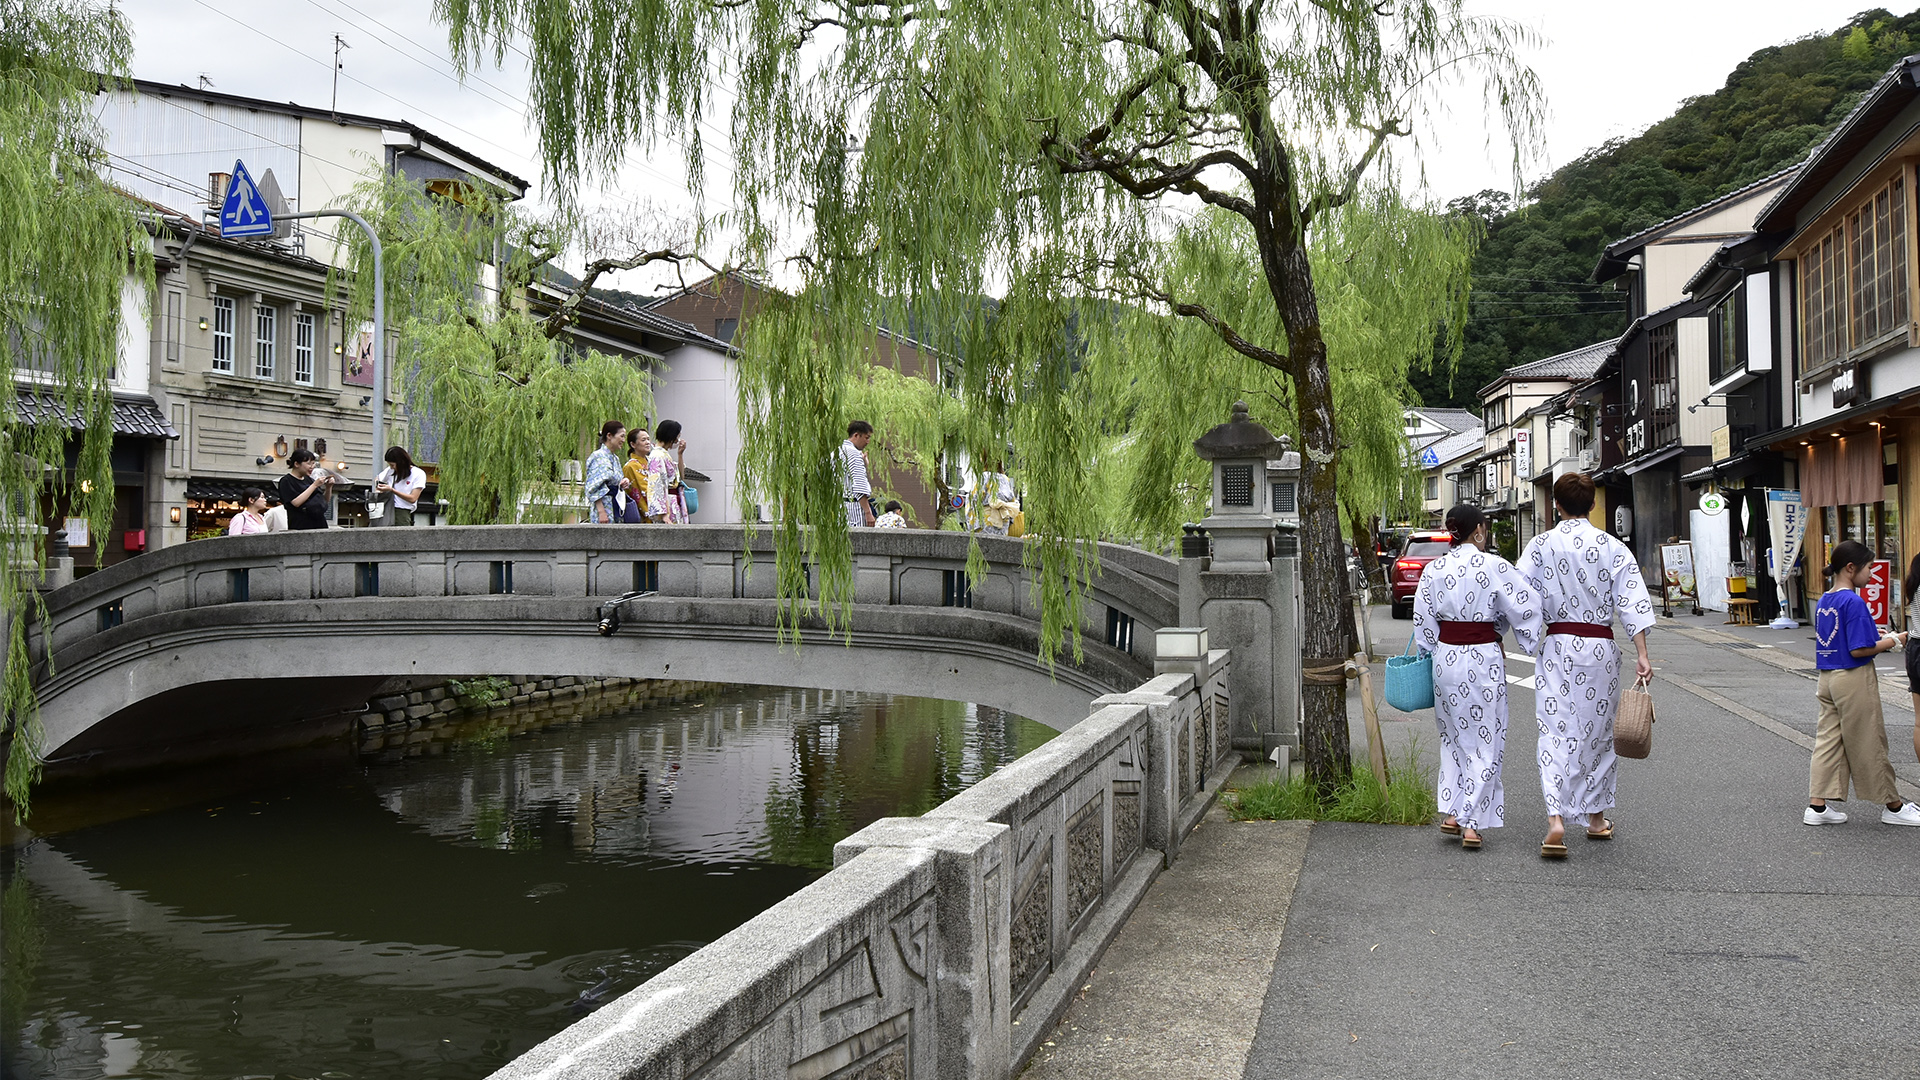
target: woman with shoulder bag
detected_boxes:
[1517,473,1655,858]
[373,446,426,527]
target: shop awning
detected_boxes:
[1763,386,1920,449]
[12,389,179,439]
[1623,444,1688,476]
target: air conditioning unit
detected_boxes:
[1576,450,1597,471]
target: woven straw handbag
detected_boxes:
[1615,674,1655,759]
[1383,634,1435,712]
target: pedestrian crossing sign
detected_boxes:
[219,160,275,238]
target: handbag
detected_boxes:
[682,485,699,517]
[367,500,387,520]
[1383,632,1435,712]
[1615,673,1655,759]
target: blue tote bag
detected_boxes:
[1383,632,1434,712]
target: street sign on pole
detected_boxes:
[219,160,275,238]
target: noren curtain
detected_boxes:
[1801,430,1883,508]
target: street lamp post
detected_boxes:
[281,209,385,482]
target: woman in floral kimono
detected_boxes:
[1518,472,1655,858]
[645,419,689,524]
[1412,504,1545,849]
[584,420,629,523]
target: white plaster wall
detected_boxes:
[1676,316,1721,445]
[113,274,150,395]
[297,119,388,265]
[649,345,744,522]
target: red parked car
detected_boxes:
[1389,530,1453,619]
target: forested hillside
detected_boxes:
[1414,8,1920,408]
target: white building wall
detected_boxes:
[650,345,745,523]
[297,119,389,265]
[1676,316,1723,444]
[113,274,150,395]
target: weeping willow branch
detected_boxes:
[1,0,147,817]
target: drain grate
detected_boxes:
[1718,642,1769,650]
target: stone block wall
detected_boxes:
[355,676,726,753]
[487,650,1234,1080]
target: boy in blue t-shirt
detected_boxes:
[1806,540,1920,827]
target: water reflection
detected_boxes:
[1,685,1054,1080]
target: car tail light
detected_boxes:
[1396,558,1422,579]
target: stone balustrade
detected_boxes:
[26,525,1181,765]
[486,649,1233,1080]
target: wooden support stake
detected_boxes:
[1352,651,1389,790]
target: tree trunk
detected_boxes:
[1262,242,1355,794]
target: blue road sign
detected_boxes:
[1418,445,1440,467]
[220,160,275,238]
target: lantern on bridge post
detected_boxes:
[1182,401,1298,761]
[1193,401,1281,573]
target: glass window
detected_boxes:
[1424,476,1439,500]
[294,313,315,385]
[1709,292,1741,384]
[165,291,182,362]
[211,296,234,373]
[1848,175,1909,347]
[254,304,277,379]
[1801,225,1844,369]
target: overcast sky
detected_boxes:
[118,0,1881,281]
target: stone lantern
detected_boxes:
[1193,401,1283,573]
[1266,435,1301,529]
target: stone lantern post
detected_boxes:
[1174,401,1300,760]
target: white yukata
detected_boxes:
[1519,518,1656,827]
[1412,546,1544,831]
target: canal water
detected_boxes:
[0,684,1056,1080]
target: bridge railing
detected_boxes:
[31,525,1178,672]
[486,647,1231,1080]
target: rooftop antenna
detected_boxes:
[332,34,350,113]
[197,73,213,90]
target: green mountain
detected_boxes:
[1413,8,1920,409]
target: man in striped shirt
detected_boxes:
[841,420,876,527]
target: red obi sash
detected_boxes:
[1437,621,1499,646]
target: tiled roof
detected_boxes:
[1477,337,1618,398]
[1592,164,1801,281]
[1411,407,1480,434]
[12,388,179,439]
[1419,427,1485,469]
[1504,337,1618,381]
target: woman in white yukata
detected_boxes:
[1518,472,1655,859]
[1412,504,1545,850]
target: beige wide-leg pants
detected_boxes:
[1810,663,1900,805]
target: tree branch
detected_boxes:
[540,249,715,339]
[1303,119,1405,224]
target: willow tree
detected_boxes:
[1,0,148,811]
[332,174,709,521]
[439,0,1539,787]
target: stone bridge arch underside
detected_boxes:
[29,526,1174,769]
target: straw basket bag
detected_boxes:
[1615,674,1655,759]
[1383,633,1434,712]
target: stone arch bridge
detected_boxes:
[26,525,1182,769]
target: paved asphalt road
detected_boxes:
[1247,608,1920,1080]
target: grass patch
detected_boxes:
[1228,741,1436,825]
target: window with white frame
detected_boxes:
[211,296,235,372]
[1424,476,1439,501]
[294,312,315,385]
[254,304,277,379]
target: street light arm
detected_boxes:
[282,208,386,484]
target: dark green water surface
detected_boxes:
[0,685,1054,1080]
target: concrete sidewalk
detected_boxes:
[1025,607,1920,1079]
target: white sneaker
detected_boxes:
[1803,805,1850,825]
[1881,802,1920,826]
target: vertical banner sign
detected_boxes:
[1765,489,1804,583]
[1513,430,1532,481]
[1862,559,1893,628]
